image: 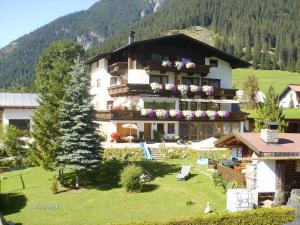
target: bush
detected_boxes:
[103,148,144,161]
[127,207,295,225]
[0,193,9,209]
[120,164,144,192]
[160,147,231,160]
[50,177,58,194]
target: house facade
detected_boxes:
[87,33,250,142]
[215,129,300,197]
[0,93,38,131]
[279,84,300,108]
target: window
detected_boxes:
[151,53,162,61]
[190,102,197,111]
[182,77,199,86]
[9,119,30,131]
[110,77,118,86]
[200,103,220,111]
[145,101,175,109]
[209,59,218,67]
[167,123,175,134]
[106,101,113,109]
[150,75,168,85]
[201,78,220,88]
[178,56,191,63]
[180,102,188,110]
[96,79,101,88]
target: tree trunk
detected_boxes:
[75,173,80,189]
[59,169,64,185]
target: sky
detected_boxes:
[0,0,100,48]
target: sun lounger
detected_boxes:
[176,165,192,181]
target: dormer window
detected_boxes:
[110,77,118,86]
[209,59,218,67]
[151,53,162,61]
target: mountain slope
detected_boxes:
[0,0,163,88]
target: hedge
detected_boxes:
[103,148,144,161]
[160,147,231,161]
[125,207,296,225]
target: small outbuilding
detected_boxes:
[0,93,38,131]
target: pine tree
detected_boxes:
[252,32,262,69]
[245,37,252,61]
[57,58,101,189]
[32,41,84,170]
[260,42,272,70]
[254,86,287,132]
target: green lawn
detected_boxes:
[233,69,300,94]
[243,108,300,119]
[1,159,225,225]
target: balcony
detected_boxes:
[107,62,128,76]
[108,84,237,99]
[96,110,248,121]
[144,61,210,76]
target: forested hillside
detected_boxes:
[0,0,162,88]
[90,0,300,73]
[0,0,299,89]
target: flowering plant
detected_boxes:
[177,84,188,95]
[141,108,156,118]
[169,109,178,117]
[218,111,230,118]
[169,109,184,120]
[165,83,177,94]
[161,60,172,67]
[150,82,163,93]
[206,111,218,120]
[185,62,196,69]
[189,85,201,94]
[174,61,184,70]
[202,85,214,95]
[182,110,195,120]
[195,110,207,118]
[112,105,128,110]
[155,109,169,119]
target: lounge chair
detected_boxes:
[176,165,192,181]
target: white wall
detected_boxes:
[255,160,276,192]
[2,108,35,131]
[279,89,299,108]
[90,58,114,110]
[205,57,232,88]
[128,69,149,84]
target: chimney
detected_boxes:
[128,31,135,44]
[260,121,279,144]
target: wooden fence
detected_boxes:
[217,163,246,187]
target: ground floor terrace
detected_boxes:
[96,110,246,142]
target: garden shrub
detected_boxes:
[212,172,240,192]
[50,177,59,194]
[127,207,295,225]
[120,164,144,192]
[160,147,231,161]
[104,148,144,161]
[0,193,9,209]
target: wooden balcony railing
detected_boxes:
[144,61,210,76]
[217,163,246,187]
[107,84,237,99]
[107,62,128,76]
[96,110,248,122]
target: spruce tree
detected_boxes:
[32,41,84,170]
[254,86,287,132]
[252,33,262,69]
[57,58,101,189]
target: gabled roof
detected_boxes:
[86,33,251,68]
[279,84,300,99]
[215,132,300,154]
[0,93,38,109]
